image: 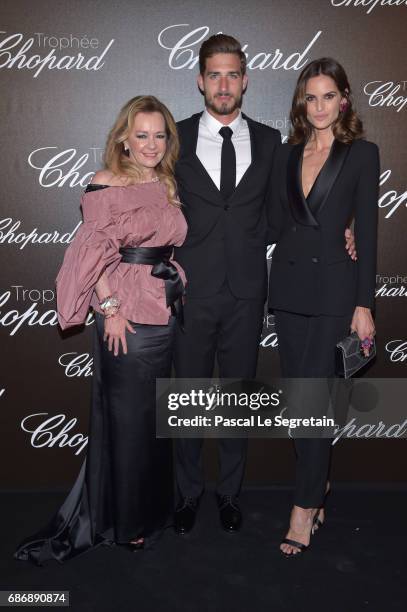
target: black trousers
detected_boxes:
[274,309,352,508]
[174,281,264,498]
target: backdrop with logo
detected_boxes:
[1,0,406,489]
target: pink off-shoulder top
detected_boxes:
[56,181,188,329]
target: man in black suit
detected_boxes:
[173,34,281,534]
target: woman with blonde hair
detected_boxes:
[15,95,187,564]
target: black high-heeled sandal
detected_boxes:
[312,486,331,533]
[280,537,309,557]
[280,504,324,557]
[313,512,324,531]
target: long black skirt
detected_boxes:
[15,313,175,565]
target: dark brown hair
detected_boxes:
[199,34,246,75]
[288,57,364,144]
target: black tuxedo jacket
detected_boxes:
[174,112,281,299]
[268,139,380,316]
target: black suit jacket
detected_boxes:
[174,112,281,299]
[268,139,380,316]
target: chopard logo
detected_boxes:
[158,24,322,70]
[260,314,279,348]
[28,146,102,188]
[332,417,407,444]
[0,289,93,336]
[0,217,81,250]
[364,81,407,113]
[376,275,407,297]
[58,352,93,377]
[0,31,114,78]
[379,169,407,219]
[385,340,407,362]
[331,0,407,14]
[10,285,55,304]
[21,413,88,456]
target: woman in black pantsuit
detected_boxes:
[267,58,379,556]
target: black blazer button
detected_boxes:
[292,225,297,232]
[224,205,230,211]
[311,257,319,263]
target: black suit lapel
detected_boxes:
[177,112,224,206]
[287,144,319,227]
[287,140,351,226]
[307,139,351,216]
[177,112,265,205]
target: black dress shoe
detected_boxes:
[174,497,199,535]
[217,495,242,533]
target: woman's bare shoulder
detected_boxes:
[90,169,125,186]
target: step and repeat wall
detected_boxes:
[1,0,406,489]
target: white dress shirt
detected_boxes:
[196,109,251,190]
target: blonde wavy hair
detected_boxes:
[104,95,180,206]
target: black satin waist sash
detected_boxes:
[119,246,184,328]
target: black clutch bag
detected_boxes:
[335,332,376,379]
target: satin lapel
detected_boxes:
[307,139,351,217]
[179,113,224,206]
[287,144,319,227]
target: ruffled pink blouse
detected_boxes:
[56,181,188,329]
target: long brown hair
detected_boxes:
[104,95,180,206]
[288,58,364,145]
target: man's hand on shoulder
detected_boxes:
[345,227,357,260]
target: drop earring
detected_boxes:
[339,100,348,113]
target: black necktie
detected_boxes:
[219,126,236,200]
